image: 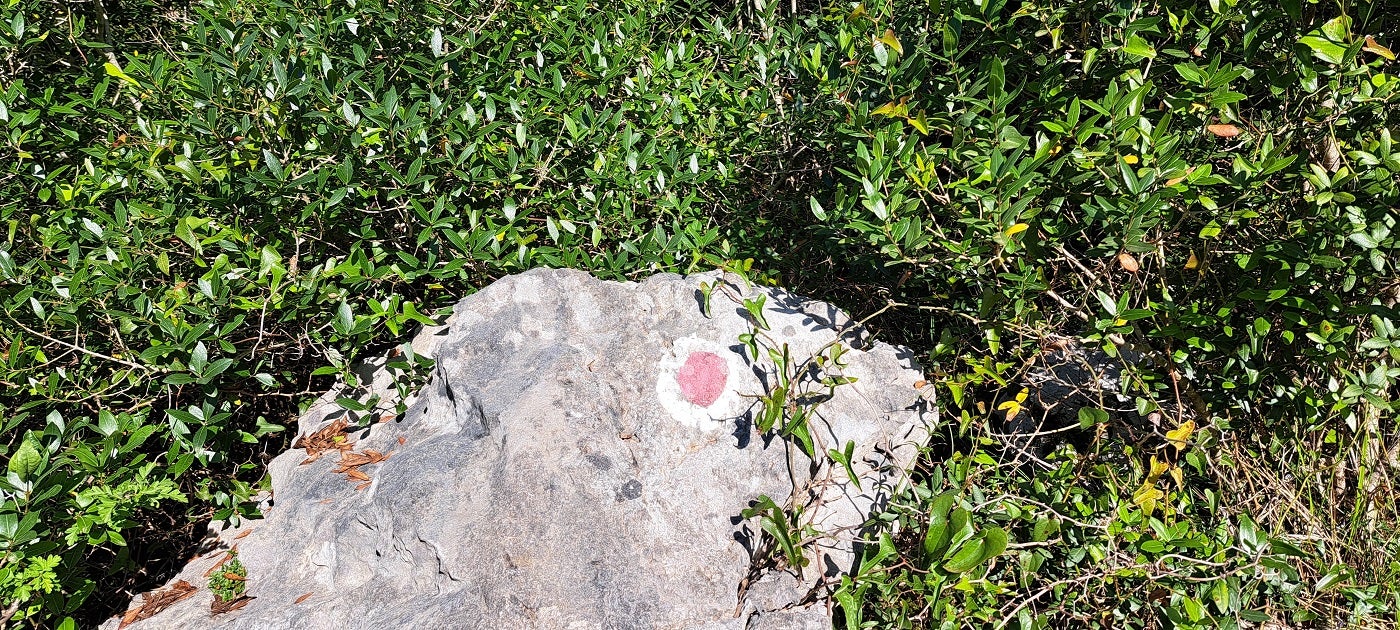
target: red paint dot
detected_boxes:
[677,352,728,407]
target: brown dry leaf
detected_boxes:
[1206,124,1240,138]
[120,607,142,629]
[345,469,371,482]
[378,414,395,423]
[119,580,198,628]
[222,572,246,582]
[397,436,407,446]
[211,595,254,616]
[293,418,354,459]
[295,592,314,604]
[337,452,372,468]
[1118,252,1141,273]
[356,481,372,492]
[233,528,252,540]
[202,548,237,578]
[913,380,928,389]
[1364,36,1396,60]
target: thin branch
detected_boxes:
[6,316,151,372]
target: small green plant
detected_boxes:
[207,551,246,603]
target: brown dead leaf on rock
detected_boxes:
[202,546,238,578]
[211,595,254,616]
[118,579,198,629]
[329,447,393,485]
[333,452,373,471]
[233,528,252,540]
[295,592,314,604]
[293,418,354,465]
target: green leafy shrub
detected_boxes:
[207,550,246,603]
[0,0,788,623]
[781,0,1398,626]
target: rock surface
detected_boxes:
[105,268,934,629]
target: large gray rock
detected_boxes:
[106,269,934,629]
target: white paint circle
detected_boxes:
[655,336,752,430]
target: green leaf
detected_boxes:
[942,535,987,573]
[335,301,354,335]
[1096,290,1118,316]
[8,436,42,481]
[97,411,118,437]
[1349,232,1379,249]
[174,218,202,255]
[189,342,208,375]
[979,526,1008,561]
[1123,35,1156,59]
[1078,407,1109,429]
[743,295,769,331]
[104,62,141,86]
[923,492,956,561]
[336,397,369,412]
[1299,35,1347,64]
[262,150,285,180]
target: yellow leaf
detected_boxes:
[1364,36,1396,61]
[1148,454,1170,481]
[880,29,904,56]
[1169,465,1184,489]
[1122,154,1139,164]
[997,399,1022,422]
[1133,483,1164,514]
[871,101,902,117]
[1185,251,1200,270]
[909,112,929,135]
[1005,223,1030,237]
[1166,420,1196,449]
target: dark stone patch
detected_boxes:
[585,453,613,471]
[617,479,643,501]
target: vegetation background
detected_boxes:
[0,0,1397,627]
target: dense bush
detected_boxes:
[0,0,1396,627]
